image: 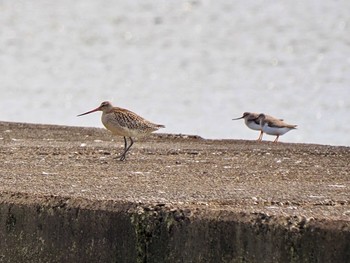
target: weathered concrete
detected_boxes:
[0,121,349,262]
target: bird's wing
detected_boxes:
[113,108,162,130]
[267,119,297,129]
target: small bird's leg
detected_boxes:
[274,135,279,143]
[257,131,263,141]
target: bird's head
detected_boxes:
[77,101,113,116]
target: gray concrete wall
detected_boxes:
[0,196,349,263]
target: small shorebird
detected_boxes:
[254,113,297,142]
[232,112,283,141]
[77,101,165,161]
[233,112,263,140]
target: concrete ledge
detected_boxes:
[0,122,349,262]
[1,193,349,263]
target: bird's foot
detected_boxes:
[118,153,127,161]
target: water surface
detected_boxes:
[0,0,349,145]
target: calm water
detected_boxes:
[0,0,349,146]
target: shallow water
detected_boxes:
[0,0,349,146]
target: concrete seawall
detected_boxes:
[0,122,349,262]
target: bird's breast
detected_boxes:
[245,120,261,131]
[101,113,128,136]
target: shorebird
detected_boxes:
[77,101,165,161]
[233,112,263,140]
[232,112,283,141]
[254,113,297,142]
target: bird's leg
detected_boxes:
[119,137,134,161]
[119,136,128,161]
[274,135,279,143]
[125,137,134,154]
[257,131,263,141]
[123,136,128,149]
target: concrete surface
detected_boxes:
[0,121,349,262]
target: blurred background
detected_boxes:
[0,0,349,146]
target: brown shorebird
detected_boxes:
[77,101,165,161]
[232,112,283,141]
[254,113,297,142]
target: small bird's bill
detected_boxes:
[232,116,244,120]
[77,107,100,117]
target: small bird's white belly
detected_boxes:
[262,125,291,136]
[245,120,261,131]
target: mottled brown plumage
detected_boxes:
[78,101,165,160]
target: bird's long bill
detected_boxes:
[232,116,244,120]
[77,107,100,117]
